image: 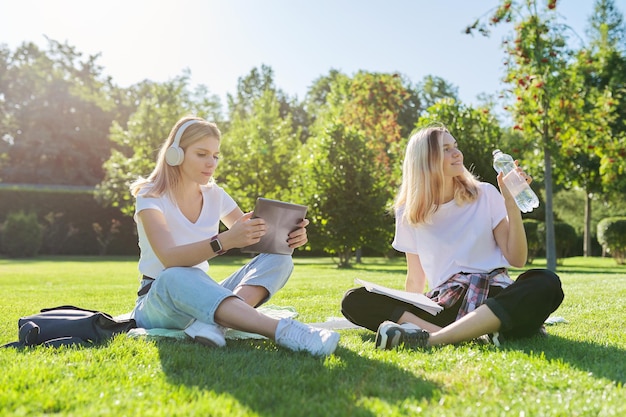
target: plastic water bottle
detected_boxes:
[492,149,539,213]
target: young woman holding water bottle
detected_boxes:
[341,124,564,349]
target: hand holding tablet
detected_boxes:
[241,198,308,255]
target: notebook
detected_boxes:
[240,198,308,255]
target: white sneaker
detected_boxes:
[184,320,226,347]
[275,318,340,356]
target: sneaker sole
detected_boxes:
[184,328,226,347]
[191,336,219,347]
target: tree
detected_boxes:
[587,0,626,47]
[226,64,297,123]
[303,69,348,136]
[547,0,626,256]
[325,71,416,204]
[228,65,311,143]
[218,88,302,212]
[416,75,460,111]
[556,52,622,256]
[298,123,390,267]
[466,0,621,269]
[0,39,118,185]
[584,0,626,194]
[325,72,417,261]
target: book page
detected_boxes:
[355,278,443,315]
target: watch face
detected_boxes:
[210,238,222,252]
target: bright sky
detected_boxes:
[2,0,624,108]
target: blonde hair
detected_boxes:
[394,124,480,225]
[130,116,222,198]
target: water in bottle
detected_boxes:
[492,149,539,213]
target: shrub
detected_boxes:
[597,217,626,264]
[1,210,43,258]
[553,221,579,259]
[0,187,138,256]
[537,220,579,263]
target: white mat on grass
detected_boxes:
[126,305,298,341]
[123,308,565,342]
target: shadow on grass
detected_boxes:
[509,335,626,385]
[356,330,626,386]
[154,339,438,417]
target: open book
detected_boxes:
[355,278,443,315]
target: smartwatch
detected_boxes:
[210,235,226,255]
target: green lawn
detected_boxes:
[0,255,624,417]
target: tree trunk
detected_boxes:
[339,247,352,268]
[543,145,557,271]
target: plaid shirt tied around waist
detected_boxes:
[426,268,514,321]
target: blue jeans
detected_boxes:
[132,254,293,329]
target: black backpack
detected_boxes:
[2,305,136,348]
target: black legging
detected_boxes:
[341,269,564,340]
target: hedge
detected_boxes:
[0,187,137,256]
[597,217,626,264]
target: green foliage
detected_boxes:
[597,216,626,264]
[0,187,136,256]
[0,40,120,186]
[552,188,626,255]
[465,0,626,270]
[417,98,502,184]
[416,75,459,110]
[554,221,579,259]
[537,220,579,261]
[297,71,418,265]
[220,88,302,211]
[327,70,415,188]
[581,0,626,194]
[299,124,390,266]
[96,76,222,215]
[1,210,42,257]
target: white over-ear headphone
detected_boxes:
[165,119,201,166]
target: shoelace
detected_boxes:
[283,321,319,347]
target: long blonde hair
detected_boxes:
[130,116,222,198]
[394,124,480,225]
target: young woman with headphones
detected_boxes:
[129,116,339,356]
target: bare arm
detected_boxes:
[405,253,427,293]
[493,167,529,268]
[139,207,267,268]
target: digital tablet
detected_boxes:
[240,198,308,255]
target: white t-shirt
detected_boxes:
[134,183,238,278]
[392,182,510,289]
